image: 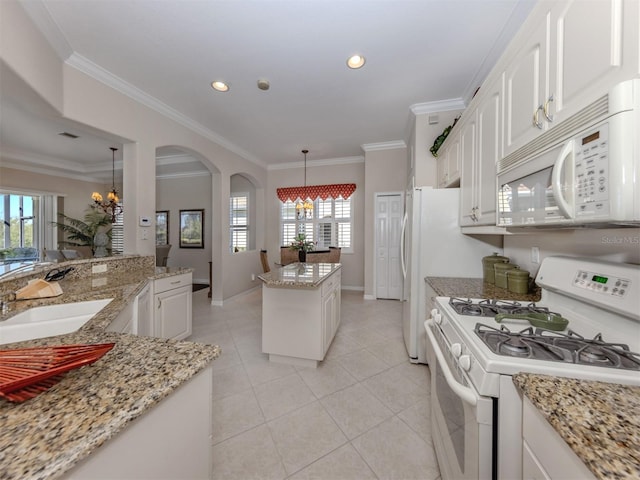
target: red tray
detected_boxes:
[0,343,115,402]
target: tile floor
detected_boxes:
[188,287,441,480]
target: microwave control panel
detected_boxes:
[574,123,610,216]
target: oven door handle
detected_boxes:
[425,320,478,406]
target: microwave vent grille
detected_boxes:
[498,94,610,173]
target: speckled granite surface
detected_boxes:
[259,262,341,288]
[513,373,640,480]
[425,276,541,302]
[0,256,220,480]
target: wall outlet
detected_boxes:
[251,273,256,281]
[531,247,540,264]
[92,264,108,274]
[141,228,149,240]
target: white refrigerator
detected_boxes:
[401,186,502,364]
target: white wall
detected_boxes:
[364,146,408,297]
[266,160,365,290]
[156,175,212,282]
[504,228,640,277]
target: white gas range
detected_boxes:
[425,256,640,480]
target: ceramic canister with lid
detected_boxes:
[507,268,531,294]
[494,262,518,289]
[482,253,509,284]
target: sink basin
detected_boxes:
[0,298,113,345]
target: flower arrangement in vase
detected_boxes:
[289,233,314,262]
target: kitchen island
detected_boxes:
[259,262,341,367]
[0,256,220,480]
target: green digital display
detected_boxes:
[592,275,608,284]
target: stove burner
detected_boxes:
[474,323,640,370]
[448,298,559,318]
[499,338,531,357]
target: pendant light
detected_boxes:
[295,149,313,220]
[91,147,123,223]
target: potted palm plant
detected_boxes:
[289,233,314,262]
[51,206,113,257]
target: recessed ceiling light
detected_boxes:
[211,81,229,92]
[346,54,366,69]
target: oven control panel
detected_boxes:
[573,270,630,297]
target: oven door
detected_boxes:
[425,319,494,480]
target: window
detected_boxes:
[110,205,124,255]
[280,195,353,252]
[0,193,40,264]
[230,193,249,252]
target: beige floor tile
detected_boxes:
[352,416,440,480]
[267,402,347,475]
[323,333,364,360]
[367,339,410,366]
[212,390,265,444]
[254,373,317,420]
[289,443,377,480]
[390,361,432,387]
[296,359,357,398]
[397,398,434,446]
[212,364,251,401]
[362,367,429,413]
[212,424,286,480]
[242,351,297,386]
[337,349,390,381]
[321,383,393,439]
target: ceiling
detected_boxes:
[1,0,535,178]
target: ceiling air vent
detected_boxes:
[58,132,79,139]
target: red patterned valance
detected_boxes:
[276,183,356,203]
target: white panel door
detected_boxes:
[375,193,403,299]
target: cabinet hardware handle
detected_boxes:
[543,94,554,122]
[170,281,181,285]
[533,105,544,129]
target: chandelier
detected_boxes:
[295,149,313,220]
[91,147,123,223]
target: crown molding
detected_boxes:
[361,140,406,152]
[268,155,364,171]
[65,53,267,169]
[0,158,105,184]
[410,98,466,115]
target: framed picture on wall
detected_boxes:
[179,209,204,248]
[155,211,169,245]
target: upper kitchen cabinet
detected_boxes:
[548,0,639,125]
[502,0,639,159]
[436,129,461,188]
[502,13,550,159]
[460,87,501,227]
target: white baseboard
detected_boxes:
[363,294,377,300]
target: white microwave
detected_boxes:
[497,79,639,228]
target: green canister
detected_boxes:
[482,253,509,284]
[507,268,531,294]
[494,263,518,289]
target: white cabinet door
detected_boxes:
[136,283,153,336]
[155,286,192,340]
[460,113,477,226]
[548,0,638,125]
[503,13,550,158]
[436,130,461,188]
[476,89,501,225]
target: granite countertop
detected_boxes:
[0,256,220,480]
[425,276,541,302]
[513,373,640,480]
[258,262,341,288]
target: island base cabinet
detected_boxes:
[154,273,192,340]
[522,397,595,480]
[262,269,341,368]
[64,365,213,480]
